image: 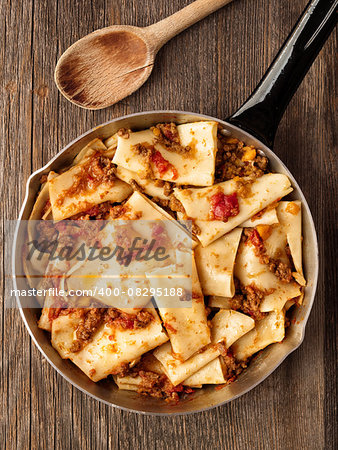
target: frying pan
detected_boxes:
[13,0,337,415]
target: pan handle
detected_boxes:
[227,0,337,148]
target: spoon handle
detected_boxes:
[145,0,234,51]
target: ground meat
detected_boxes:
[149,196,168,207]
[48,298,69,321]
[133,142,154,158]
[48,306,154,354]
[54,219,102,247]
[255,155,268,171]
[153,122,180,143]
[224,293,244,311]
[285,244,296,270]
[269,259,293,283]
[36,220,58,244]
[54,222,83,247]
[90,154,116,180]
[156,197,171,209]
[138,371,181,401]
[36,207,105,252]
[153,179,165,187]
[147,197,176,219]
[40,174,48,184]
[35,203,109,249]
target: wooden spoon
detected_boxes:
[55,0,234,110]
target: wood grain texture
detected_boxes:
[1,0,336,449]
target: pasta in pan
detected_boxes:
[25,121,305,402]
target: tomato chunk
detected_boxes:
[151,150,178,180]
[209,192,239,221]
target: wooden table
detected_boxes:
[1,0,336,448]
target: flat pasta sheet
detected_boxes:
[235,237,301,312]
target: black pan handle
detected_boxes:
[227,0,337,148]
